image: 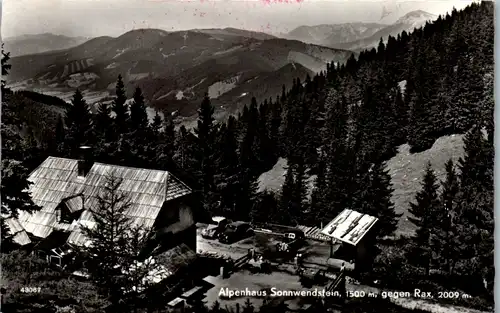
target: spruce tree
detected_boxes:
[79,174,132,307]
[323,94,352,219]
[194,94,217,213]
[150,110,163,134]
[129,87,148,131]
[291,158,308,225]
[239,101,260,177]
[112,74,129,134]
[214,116,240,218]
[267,97,282,159]
[95,102,113,141]
[250,190,278,225]
[431,159,459,274]
[65,89,93,157]
[459,126,492,192]
[453,55,484,131]
[50,115,65,155]
[455,126,494,287]
[278,163,297,226]
[364,161,401,238]
[393,87,408,145]
[310,156,328,226]
[408,162,440,274]
[1,159,41,219]
[256,101,274,169]
[156,112,176,170]
[173,126,199,178]
[22,127,42,169]
[236,168,259,222]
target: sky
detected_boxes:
[1,0,474,39]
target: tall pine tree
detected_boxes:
[112,75,129,135]
[408,162,440,275]
[65,89,93,157]
[194,94,218,214]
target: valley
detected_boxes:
[7,28,351,125]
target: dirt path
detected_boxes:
[346,282,492,313]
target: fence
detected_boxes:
[297,225,336,243]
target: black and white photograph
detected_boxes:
[0,0,495,312]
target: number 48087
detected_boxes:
[20,287,41,293]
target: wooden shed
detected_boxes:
[320,209,379,272]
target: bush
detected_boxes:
[344,297,428,313]
[359,243,494,311]
[1,251,108,313]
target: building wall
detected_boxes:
[152,198,197,254]
[354,228,377,272]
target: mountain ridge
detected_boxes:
[281,9,438,51]
[3,33,91,57]
[7,27,351,122]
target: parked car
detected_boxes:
[219,222,253,244]
[201,216,230,239]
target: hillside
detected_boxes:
[3,33,90,57]
[7,28,351,121]
[257,134,466,236]
[332,10,437,51]
[281,23,387,47]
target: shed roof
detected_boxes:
[320,209,378,246]
[18,157,192,245]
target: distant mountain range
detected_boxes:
[7,28,351,120]
[281,10,437,51]
[3,33,90,57]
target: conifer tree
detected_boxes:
[79,174,132,307]
[291,158,308,224]
[194,94,217,213]
[267,97,282,158]
[362,161,401,238]
[215,116,240,218]
[49,115,65,155]
[22,127,42,169]
[173,125,198,174]
[431,159,459,274]
[454,126,494,286]
[112,75,129,134]
[235,168,259,222]
[156,112,176,170]
[1,159,41,219]
[393,87,408,144]
[65,89,93,157]
[310,156,328,226]
[95,102,113,141]
[453,55,484,131]
[129,87,148,131]
[278,163,297,226]
[408,162,440,274]
[150,110,163,134]
[250,190,278,225]
[459,126,492,192]
[256,101,274,169]
[239,99,260,176]
[323,94,352,219]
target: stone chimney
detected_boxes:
[77,146,93,178]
